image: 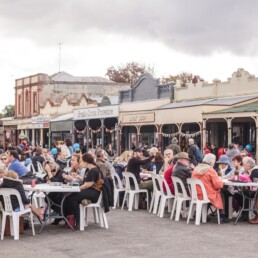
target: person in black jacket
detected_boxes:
[64,153,103,230]
[127,148,154,191]
[31,147,45,172]
[44,161,66,224]
[1,170,42,220]
[173,152,193,195]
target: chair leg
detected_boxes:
[79,205,85,231]
[93,207,99,224]
[1,214,6,240]
[195,203,202,225]
[153,195,160,214]
[128,193,134,211]
[168,199,173,212]
[98,208,104,227]
[175,199,183,221]
[146,192,149,211]
[149,192,155,213]
[30,213,35,236]
[187,202,193,224]
[12,214,20,240]
[170,198,177,220]
[228,196,233,219]
[121,192,127,210]
[159,197,166,218]
[202,204,208,223]
[134,194,139,210]
[113,190,118,209]
[102,210,108,229]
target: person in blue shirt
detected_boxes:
[8,150,29,178]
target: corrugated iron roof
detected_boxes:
[51,71,112,83]
[205,101,258,114]
[159,95,258,110]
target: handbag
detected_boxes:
[21,173,43,185]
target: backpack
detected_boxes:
[194,144,203,163]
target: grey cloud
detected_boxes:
[0,0,258,55]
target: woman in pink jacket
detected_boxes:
[191,153,228,222]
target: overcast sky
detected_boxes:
[1,0,258,111]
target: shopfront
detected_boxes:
[73,105,119,152]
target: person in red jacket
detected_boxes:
[163,156,178,194]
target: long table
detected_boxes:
[223,179,258,224]
[24,183,80,233]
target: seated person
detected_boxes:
[64,153,103,230]
[144,148,164,174]
[31,147,45,172]
[191,153,227,223]
[1,170,42,220]
[8,150,29,178]
[43,161,66,224]
[173,152,192,195]
[62,154,86,184]
[56,151,68,171]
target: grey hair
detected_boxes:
[188,138,194,145]
[203,153,216,165]
[242,157,256,168]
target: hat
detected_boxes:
[133,148,142,153]
[176,152,190,160]
[171,137,178,144]
[216,155,230,164]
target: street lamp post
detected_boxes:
[115,123,120,155]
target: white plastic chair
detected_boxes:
[149,174,162,214]
[110,171,125,209]
[187,178,220,225]
[79,192,108,231]
[121,172,149,211]
[170,176,191,221]
[0,188,35,240]
[158,176,174,218]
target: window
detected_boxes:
[33,92,37,113]
[18,95,22,114]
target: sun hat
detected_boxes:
[216,154,230,164]
[176,152,190,160]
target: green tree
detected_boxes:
[106,61,155,85]
[2,104,15,117]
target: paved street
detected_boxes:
[1,209,257,258]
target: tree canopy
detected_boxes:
[106,61,155,85]
[1,104,15,117]
[162,72,203,87]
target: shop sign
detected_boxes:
[73,106,118,120]
[32,115,50,124]
[122,113,155,123]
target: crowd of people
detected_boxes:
[0,136,258,233]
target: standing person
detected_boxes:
[173,152,192,195]
[226,143,240,167]
[210,144,218,160]
[187,138,203,166]
[64,153,103,230]
[65,138,74,156]
[105,143,115,157]
[167,137,181,155]
[126,148,154,191]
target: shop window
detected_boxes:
[33,92,37,113]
